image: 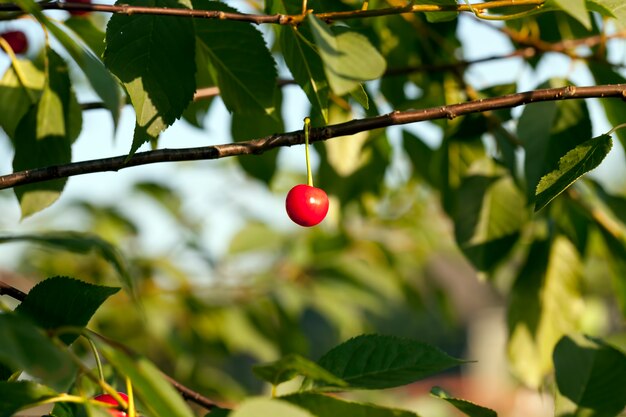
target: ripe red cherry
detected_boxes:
[93,392,128,417]
[0,31,28,54]
[286,184,329,227]
[66,0,91,16]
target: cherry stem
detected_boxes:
[126,376,136,417]
[304,117,313,187]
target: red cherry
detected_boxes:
[93,393,128,417]
[286,184,329,227]
[0,31,28,54]
[66,0,91,16]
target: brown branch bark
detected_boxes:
[0,0,545,23]
[3,83,626,191]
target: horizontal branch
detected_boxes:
[0,0,545,24]
[2,84,626,191]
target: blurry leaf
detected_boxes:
[134,181,183,220]
[280,24,329,122]
[307,15,386,96]
[548,0,591,28]
[535,134,612,212]
[507,236,584,388]
[230,397,315,417]
[430,386,497,417]
[63,17,106,58]
[15,276,119,345]
[281,393,420,417]
[0,314,77,391]
[253,354,347,387]
[421,0,458,22]
[588,62,626,153]
[0,232,133,294]
[554,335,626,416]
[99,345,195,417]
[105,0,195,153]
[182,45,215,128]
[0,381,58,417]
[324,106,369,177]
[228,222,284,254]
[193,1,278,116]
[313,334,465,390]
[206,406,232,417]
[455,175,526,271]
[519,80,591,201]
[0,364,12,381]
[589,0,626,26]
[403,130,436,186]
[0,59,44,140]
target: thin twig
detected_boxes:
[0,0,545,24]
[4,83,626,191]
[0,280,27,300]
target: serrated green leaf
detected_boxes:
[0,381,58,417]
[0,59,44,140]
[549,0,591,29]
[105,0,196,153]
[554,335,626,416]
[99,345,198,417]
[307,14,386,96]
[253,353,347,387]
[15,276,119,345]
[535,134,612,212]
[194,1,277,116]
[313,334,465,390]
[280,25,329,122]
[431,386,497,417]
[455,175,526,271]
[0,314,77,391]
[231,398,315,417]
[507,236,584,388]
[0,232,133,294]
[281,393,420,417]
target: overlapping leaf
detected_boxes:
[281,393,420,417]
[253,354,347,388]
[0,58,44,140]
[431,387,497,417]
[0,381,57,417]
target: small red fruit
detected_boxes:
[93,392,128,417]
[0,30,28,54]
[286,184,329,227]
[66,0,91,16]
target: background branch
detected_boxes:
[3,84,626,191]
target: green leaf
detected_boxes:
[421,0,459,22]
[99,345,196,417]
[0,381,58,417]
[253,354,347,387]
[307,14,386,96]
[313,334,465,390]
[193,1,278,116]
[588,62,626,153]
[454,175,526,271]
[507,236,584,388]
[588,0,626,26]
[13,106,71,218]
[535,134,612,212]
[280,25,329,122]
[554,335,626,417]
[0,313,77,391]
[0,58,44,140]
[281,393,420,417]
[104,0,196,153]
[64,16,106,58]
[402,130,437,187]
[231,398,315,417]
[520,84,592,201]
[0,232,133,294]
[430,386,497,417]
[15,276,120,345]
[549,0,591,29]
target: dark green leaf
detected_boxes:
[0,381,58,417]
[105,0,196,153]
[307,15,386,96]
[535,134,612,212]
[64,16,106,58]
[402,130,436,187]
[554,335,626,416]
[421,0,459,22]
[205,406,232,417]
[430,386,497,417]
[0,58,44,140]
[314,334,465,390]
[0,232,133,294]
[15,276,120,345]
[281,393,420,417]
[253,353,347,387]
[193,1,278,116]
[100,345,195,417]
[588,62,626,152]
[0,314,77,391]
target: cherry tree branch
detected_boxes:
[2,83,626,191]
[0,0,545,23]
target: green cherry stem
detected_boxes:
[304,117,313,187]
[86,334,106,385]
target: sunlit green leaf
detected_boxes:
[313,334,465,390]
[0,59,44,140]
[548,0,591,28]
[421,0,459,22]
[231,398,315,417]
[0,381,58,417]
[535,134,612,212]
[253,354,347,387]
[64,16,106,58]
[281,393,420,417]
[430,386,497,417]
